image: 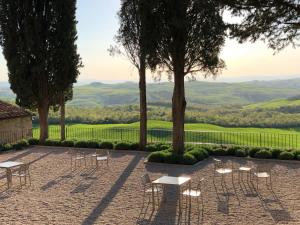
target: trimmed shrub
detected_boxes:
[146,144,160,152]
[297,154,300,161]
[180,153,197,165]
[85,140,100,148]
[271,148,283,158]
[188,147,209,161]
[114,142,131,150]
[99,141,114,149]
[61,140,75,147]
[74,141,88,148]
[164,152,180,164]
[28,138,39,145]
[148,151,166,163]
[13,142,23,150]
[249,147,261,158]
[235,148,247,157]
[211,146,227,156]
[129,142,140,151]
[3,144,12,151]
[19,139,29,147]
[254,149,272,159]
[292,150,300,159]
[227,145,239,156]
[45,139,61,146]
[278,151,294,160]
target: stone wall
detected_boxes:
[0,116,32,144]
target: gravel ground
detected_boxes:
[0,146,299,225]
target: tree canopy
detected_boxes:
[154,0,227,153]
[0,0,81,141]
[226,0,300,50]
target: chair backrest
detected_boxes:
[196,177,205,191]
[19,163,29,174]
[256,163,272,173]
[96,149,109,157]
[141,174,151,186]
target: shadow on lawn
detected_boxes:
[81,154,142,225]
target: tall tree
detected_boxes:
[156,0,226,154]
[115,0,159,150]
[51,1,82,141]
[226,0,300,51]
[0,0,81,142]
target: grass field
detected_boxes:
[33,120,300,149]
[245,98,300,110]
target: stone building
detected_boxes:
[0,100,32,144]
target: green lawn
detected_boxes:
[33,120,300,149]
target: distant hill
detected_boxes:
[245,98,300,110]
[2,78,300,106]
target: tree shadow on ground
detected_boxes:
[81,154,143,225]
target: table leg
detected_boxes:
[178,185,182,215]
[6,168,12,189]
[152,184,155,211]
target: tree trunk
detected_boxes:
[172,73,186,155]
[38,103,49,143]
[139,58,147,151]
[60,94,66,141]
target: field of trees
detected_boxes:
[38,99,300,128]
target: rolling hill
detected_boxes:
[2,78,300,106]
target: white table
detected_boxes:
[152,176,191,213]
[0,161,24,188]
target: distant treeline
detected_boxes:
[31,104,300,128]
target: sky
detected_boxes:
[0,0,299,83]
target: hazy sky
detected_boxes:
[0,0,299,83]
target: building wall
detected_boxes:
[0,116,32,144]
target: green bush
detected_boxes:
[74,141,88,148]
[129,142,140,151]
[19,139,29,147]
[164,152,180,164]
[3,144,12,151]
[211,146,227,156]
[61,140,75,147]
[271,148,283,158]
[278,151,295,160]
[28,138,39,145]
[13,142,23,150]
[146,144,159,152]
[249,147,261,158]
[45,139,61,146]
[188,147,209,161]
[0,144,4,151]
[235,148,247,157]
[114,142,131,150]
[85,140,100,148]
[227,145,240,156]
[297,154,300,160]
[148,151,166,163]
[292,150,300,159]
[99,141,114,149]
[180,153,197,165]
[254,149,272,159]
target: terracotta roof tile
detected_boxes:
[0,100,32,120]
